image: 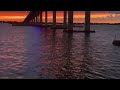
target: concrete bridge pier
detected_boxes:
[40,11,43,26]
[37,14,40,22]
[45,11,48,27]
[23,11,94,33]
[35,16,37,23]
[31,19,33,24]
[84,11,95,33]
[33,19,35,23]
[64,11,67,29]
[34,17,36,22]
[68,11,73,31]
[32,19,34,23]
[36,16,38,23]
[85,11,90,32]
[53,11,56,29]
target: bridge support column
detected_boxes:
[33,19,35,23]
[85,11,90,32]
[64,11,67,29]
[40,11,43,26]
[32,19,34,23]
[68,11,73,31]
[36,16,38,22]
[53,11,56,28]
[45,11,48,27]
[38,14,40,22]
[35,17,37,22]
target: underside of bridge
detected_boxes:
[23,11,95,33]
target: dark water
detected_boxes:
[0,23,120,79]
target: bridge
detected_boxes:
[23,11,94,33]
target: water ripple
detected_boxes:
[0,24,120,79]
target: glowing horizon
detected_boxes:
[0,11,120,23]
[0,11,29,22]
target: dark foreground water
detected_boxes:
[0,23,120,79]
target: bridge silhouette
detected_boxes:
[23,11,95,33]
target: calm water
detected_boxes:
[0,23,120,79]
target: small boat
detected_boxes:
[112,34,120,46]
[113,40,120,46]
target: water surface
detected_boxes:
[0,23,120,79]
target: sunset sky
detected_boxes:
[0,11,120,23]
[0,11,29,22]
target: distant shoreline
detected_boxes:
[0,22,120,25]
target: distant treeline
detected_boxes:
[1,21,120,25]
[47,22,120,25]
